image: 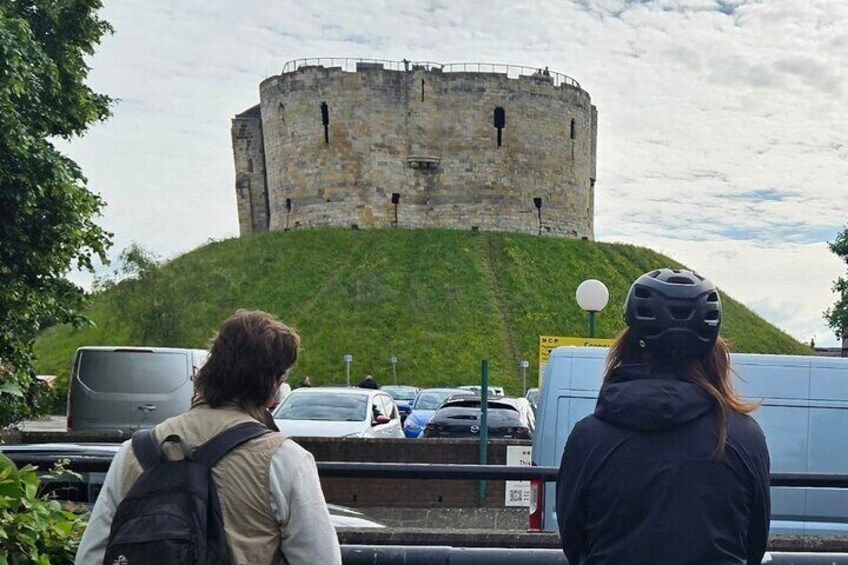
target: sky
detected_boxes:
[61,0,846,346]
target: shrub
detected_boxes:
[0,454,88,564]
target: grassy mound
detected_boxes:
[34,229,811,395]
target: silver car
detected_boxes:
[273,387,404,438]
[67,346,208,432]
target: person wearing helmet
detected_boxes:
[556,268,770,565]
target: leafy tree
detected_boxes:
[824,224,848,340]
[0,0,112,425]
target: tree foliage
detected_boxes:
[0,0,112,425]
[99,244,190,347]
[0,454,88,564]
[824,224,848,339]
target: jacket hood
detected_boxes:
[594,364,714,431]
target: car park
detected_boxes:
[0,443,384,529]
[422,396,535,439]
[273,387,404,438]
[67,346,208,433]
[379,385,420,421]
[531,346,848,535]
[402,388,469,438]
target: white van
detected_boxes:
[531,346,848,535]
[67,346,208,432]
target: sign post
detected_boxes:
[520,360,529,396]
[344,354,353,387]
[390,355,398,385]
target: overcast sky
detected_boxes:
[62,0,846,346]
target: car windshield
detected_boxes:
[414,390,460,410]
[382,387,417,401]
[274,392,368,422]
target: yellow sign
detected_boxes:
[538,335,614,383]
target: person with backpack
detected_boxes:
[556,269,771,565]
[76,309,341,565]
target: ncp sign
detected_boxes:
[537,335,613,384]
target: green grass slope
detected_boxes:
[34,229,811,395]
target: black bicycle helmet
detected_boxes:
[624,268,722,360]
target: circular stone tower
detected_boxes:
[232,59,597,239]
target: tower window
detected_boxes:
[493,107,506,148]
[320,102,329,144]
[570,118,576,140]
[247,159,254,173]
[421,79,425,102]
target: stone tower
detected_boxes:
[232,59,597,239]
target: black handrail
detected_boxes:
[6,454,848,488]
[338,546,848,564]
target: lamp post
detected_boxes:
[575,279,609,338]
[344,354,353,387]
[390,355,398,385]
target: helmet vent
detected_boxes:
[705,310,719,321]
[667,276,695,285]
[669,306,694,320]
[634,287,651,299]
[649,270,662,278]
[636,307,655,319]
[707,292,719,302]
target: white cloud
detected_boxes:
[60,0,847,346]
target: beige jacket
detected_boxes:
[75,404,341,565]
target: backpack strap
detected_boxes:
[193,421,272,468]
[131,428,161,470]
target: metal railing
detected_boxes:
[8,454,848,489]
[280,58,581,89]
[339,547,848,565]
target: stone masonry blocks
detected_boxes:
[232,62,598,239]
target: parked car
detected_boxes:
[457,385,505,397]
[531,346,848,535]
[525,387,540,410]
[422,397,535,439]
[402,388,469,438]
[0,443,384,529]
[67,346,208,433]
[273,387,404,438]
[379,385,420,421]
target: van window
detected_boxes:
[78,351,188,394]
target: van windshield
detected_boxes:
[77,350,188,393]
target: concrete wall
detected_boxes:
[234,61,597,239]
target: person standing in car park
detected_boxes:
[358,373,379,389]
[556,269,771,565]
[76,309,341,565]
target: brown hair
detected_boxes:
[194,309,300,410]
[604,327,757,458]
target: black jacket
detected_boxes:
[556,364,770,565]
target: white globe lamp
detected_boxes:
[575,279,609,337]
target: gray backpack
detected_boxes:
[102,422,270,565]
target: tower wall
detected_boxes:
[235,62,597,238]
